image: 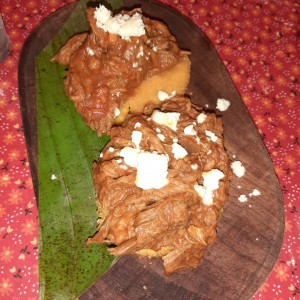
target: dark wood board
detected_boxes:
[18,1,285,299]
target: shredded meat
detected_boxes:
[87,97,231,275]
[51,7,188,135]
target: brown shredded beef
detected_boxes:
[51,8,188,135]
[87,97,231,275]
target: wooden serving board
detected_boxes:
[19,1,284,299]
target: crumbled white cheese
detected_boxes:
[114,107,120,117]
[173,138,178,143]
[194,169,224,205]
[184,124,197,136]
[51,174,57,180]
[249,189,261,197]
[116,91,120,97]
[135,152,169,189]
[205,130,218,142]
[231,160,246,177]
[120,144,169,190]
[203,169,224,190]
[150,110,180,131]
[216,98,231,112]
[195,137,201,144]
[131,130,142,148]
[152,46,158,52]
[196,112,207,124]
[238,194,248,202]
[94,5,111,23]
[86,47,94,56]
[115,159,122,163]
[207,149,212,155]
[120,165,128,170]
[119,147,139,167]
[94,5,145,40]
[134,122,141,128]
[132,62,138,68]
[136,45,144,58]
[157,91,170,101]
[108,147,115,152]
[155,127,161,133]
[100,152,104,158]
[157,90,176,102]
[191,164,198,170]
[157,133,165,141]
[172,143,188,159]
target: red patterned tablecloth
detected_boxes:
[0,0,299,299]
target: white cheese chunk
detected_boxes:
[238,194,248,202]
[205,130,218,142]
[150,110,180,131]
[51,174,57,180]
[196,112,207,124]
[203,169,225,190]
[136,45,144,58]
[94,5,112,24]
[249,189,261,197]
[157,133,165,141]
[184,124,197,136]
[114,107,120,117]
[191,164,198,170]
[231,160,246,177]
[194,169,224,205]
[172,143,188,159]
[94,5,145,40]
[157,90,176,102]
[131,130,142,148]
[135,152,169,189]
[119,147,139,167]
[157,91,170,101]
[86,47,94,56]
[134,122,141,128]
[216,98,231,111]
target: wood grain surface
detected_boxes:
[18,1,285,299]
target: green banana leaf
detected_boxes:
[37,1,122,299]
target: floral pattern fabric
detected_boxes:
[0,0,299,299]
